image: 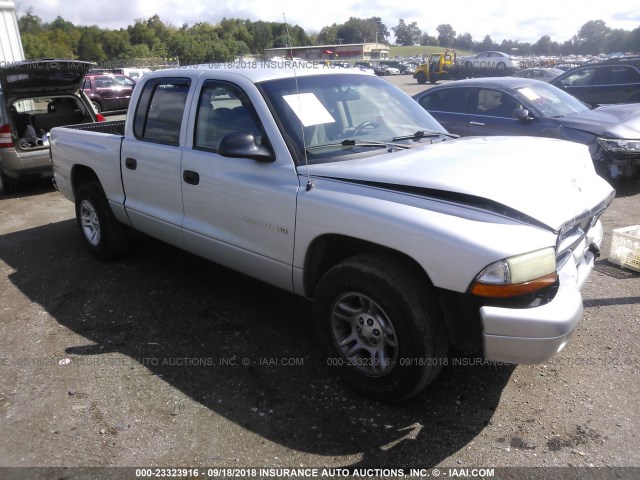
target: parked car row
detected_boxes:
[413,76,640,180]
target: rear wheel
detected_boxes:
[91,100,102,113]
[0,171,17,195]
[416,71,427,84]
[313,254,448,402]
[75,182,129,260]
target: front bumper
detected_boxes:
[481,222,602,364]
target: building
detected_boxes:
[264,43,389,62]
[0,0,24,63]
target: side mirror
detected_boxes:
[514,108,533,122]
[217,132,274,162]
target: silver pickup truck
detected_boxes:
[51,65,615,401]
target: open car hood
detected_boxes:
[302,136,615,232]
[0,60,93,99]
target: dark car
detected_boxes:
[82,74,136,113]
[512,67,564,82]
[549,61,640,106]
[413,77,640,180]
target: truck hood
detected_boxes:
[0,60,93,99]
[558,104,640,138]
[302,136,615,231]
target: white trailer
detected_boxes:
[0,0,24,64]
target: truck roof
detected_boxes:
[146,61,373,83]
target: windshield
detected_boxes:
[514,82,590,118]
[258,74,448,164]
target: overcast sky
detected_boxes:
[15,0,640,45]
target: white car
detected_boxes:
[463,51,520,69]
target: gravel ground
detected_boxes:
[0,75,638,480]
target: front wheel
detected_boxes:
[313,254,448,402]
[75,182,129,260]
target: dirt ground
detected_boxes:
[0,75,639,480]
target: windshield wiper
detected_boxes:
[306,139,410,151]
[392,130,459,141]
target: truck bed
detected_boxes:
[64,120,126,135]
[50,120,127,207]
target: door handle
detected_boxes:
[469,121,485,126]
[125,157,137,170]
[183,170,200,185]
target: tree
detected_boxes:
[419,33,438,46]
[393,19,421,46]
[101,30,130,60]
[76,26,105,61]
[604,28,632,53]
[575,20,610,54]
[532,35,553,55]
[370,17,390,43]
[455,33,473,50]
[436,24,456,48]
[247,20,273,52]
[319,24,339,44]
[17,8,42,35]
[476,35,496,52]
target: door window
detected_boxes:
[193,81,264,152]
[475,89,521,118]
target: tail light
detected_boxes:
[0,124,14,148]
[96,114,106,122]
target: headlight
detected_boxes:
[596,137,640,154]
[470,247,557,298]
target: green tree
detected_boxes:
[575,20,610,54]
[247,20,274,52]
[318,24,339,44]
[393,19,421,46]
[532,35,553,55]
[101,30,131,60]
[419,33,438,46]
[455,33,473,50]
[18,9,43,35]
[476,35,496,52]
[436,24,456,48]
[77,26,106,61]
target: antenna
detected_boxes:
[283,13,314,191]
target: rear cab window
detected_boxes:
[133,78,190,146]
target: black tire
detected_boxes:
[75,181,129,260]
[91,100,102,113]
[497,62,506,70]
[0,171,17,195]
[416,71,427,84]
[313,254,448,402]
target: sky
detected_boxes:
[15,0,640,45]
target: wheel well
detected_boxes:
[71,165,100,194]
[303,234,433,298]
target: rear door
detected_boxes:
[121,76,192,248]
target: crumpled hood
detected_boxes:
[559,104,640,138]
[302,136,615,231]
